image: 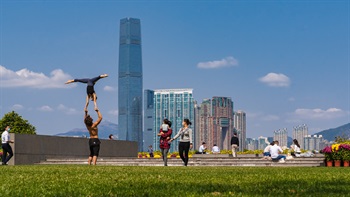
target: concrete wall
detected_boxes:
[9,133,138,165]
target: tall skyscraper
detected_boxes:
[194,101,201,150]
[209,97,234,150]
[118,18,143,151]
[143,90,154,151]
[273,128,288,147]
[234,110,246,151]
[153,89,194,152]
[293,124,308,149]
[198,99,211,148]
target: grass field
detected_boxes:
[0,165,349,196]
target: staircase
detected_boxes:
[37,155,325,167]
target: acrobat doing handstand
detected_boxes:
[65,74,108,111]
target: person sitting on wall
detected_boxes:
[212,144,220,154]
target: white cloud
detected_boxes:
[12,104,24,110]
[197,56,238,69]
[0,65,74,89]
[294,108,346,120]
[108,110,118,116]
[38,105,53,112]
[261,115,280,121]
[259,73,290,87]
[57,104,79,115]
[103,86,116,92]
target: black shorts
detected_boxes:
[87,86,95,96]
[89,138,101,157]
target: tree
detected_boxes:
[0,111,36,134]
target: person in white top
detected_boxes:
[290,139,301,157]
[1,126,14,165]
[262,141,275,160]
[269,141,286,163]
[198,142,207,154]
[212,144,220,154]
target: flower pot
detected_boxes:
[326,161,333,167]
[334,160,341,167]
[343,161,349,167]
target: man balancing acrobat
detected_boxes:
[84,108,102,165]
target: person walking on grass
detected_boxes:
[65,74,108,111]
[269,140,286,163]
[1,126,14,165]
[169,119,193,166]
[158,120,172,166]
[230,132,239,157]
[84,108,102,165]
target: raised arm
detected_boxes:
[92,109,102,128]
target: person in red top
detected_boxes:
[157,119,172,166]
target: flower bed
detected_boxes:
[322,142,350,167]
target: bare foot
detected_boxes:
[65,80,74,84]
[100,74,108,78]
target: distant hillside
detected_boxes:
[313,123,350,142]
[56,121,119,139]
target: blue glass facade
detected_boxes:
[143,90,154,151]
[153,89,194,152]
[118,18,143,151]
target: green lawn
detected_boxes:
[0,165,349,196]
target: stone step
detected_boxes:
[38,155,325,167]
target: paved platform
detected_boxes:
[37,155,325,167]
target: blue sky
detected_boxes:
[0,0,349,138]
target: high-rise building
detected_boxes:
[153,89,194,152]
[304,135,325,151]
[194,101,201,150]
[258,136,269,150]
[293,124,308,149]
[143,90,154,151]
[246,138,258,150]
[118,18,143,151]
[198,99,211,149]
[273,128,288,148]
[234,110,246,151]
[209,97,234,150]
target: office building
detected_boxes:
[153,89,194,152]
[246,138,258,150]
[118,18,143,151]
[234,110,246,151]
[293,124,308,149]
[273,128,288,148]
[143,90,154,151]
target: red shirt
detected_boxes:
[159,128,172,149]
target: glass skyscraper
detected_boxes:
[143,90,154,151]
[118,18,143,151]
[234,110,246,151]
[153,89,194,152]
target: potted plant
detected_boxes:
[340,144,350,167]
[322,146,333,167]
[332,144,342,167]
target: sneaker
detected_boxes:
[279,158,285,163]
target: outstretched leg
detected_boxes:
[92,93,98,111]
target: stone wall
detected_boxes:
[8,133,138,165]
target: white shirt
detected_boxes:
[212,146,220,153]
[270,144,283,159]
[291,145,301,153]
[264,145,272,153]
[1,130,9,144]
[199,145,206,153]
